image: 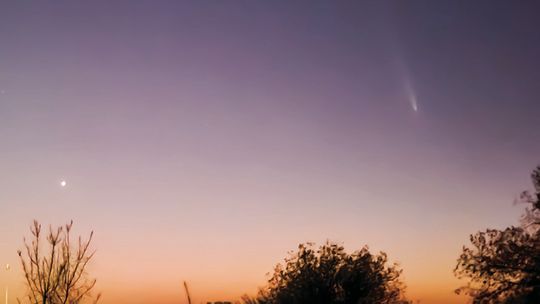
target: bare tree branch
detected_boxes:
[18,220,101,304]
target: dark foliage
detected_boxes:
[246,242,409,304]
[455,167,540,303]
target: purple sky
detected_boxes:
[1,1,539,303]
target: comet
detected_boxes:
[404,75,419,112]
[409,88,419,112]
[392,50,419,113]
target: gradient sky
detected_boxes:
[1,1,540,303]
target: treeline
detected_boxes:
[15,167,540,304]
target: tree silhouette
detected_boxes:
[17,220,101,304]
[519,167,540,234]
[246,242,409,304]
[455,167,540,303]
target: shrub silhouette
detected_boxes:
[455,166,540,303]
[17,220,101,304]
[245,241,409,304]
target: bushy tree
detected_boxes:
[455,167,540,303]
[519,167,540,234]
[246,242,409,304]
[17,220,101,304]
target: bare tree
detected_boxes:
[17,220,101,304]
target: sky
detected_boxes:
[1,1,540,303]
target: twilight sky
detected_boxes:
[1,1,540,303]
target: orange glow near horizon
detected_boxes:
[0,206,506,304]
[1,244,471,304]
